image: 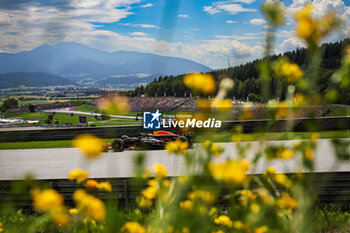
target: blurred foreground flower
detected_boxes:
[277,192,298,210]
[31,188,70,226]
[31,188,64,212]
[85,179,98,190]
[209,160,250,186]
[73,134,104,158]
[166,138,188,155]
[97,94,130,115]
[121,222,145,233]
[262,1,285,26]
[214,215,233,228]
[97,181,112,192]
[153,163,168,178]
[69,168,90,183]
[183,73,216,94]
[272,58,303,83]
[73,189,106,222]
[294,4,342,47]
[255,225,268,233]
[204,140,225,157]
[0,222,3,232]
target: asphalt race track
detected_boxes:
[0,139,349,181]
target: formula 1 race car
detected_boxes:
[104,131,192,152]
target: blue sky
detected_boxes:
[0,0,349,68]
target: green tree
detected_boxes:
[1,98,19,112]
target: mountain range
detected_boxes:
[0,42,211,88]
[0,72,76,89]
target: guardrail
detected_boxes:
[0,172,349,209]
[0,116,348,142]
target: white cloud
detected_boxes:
[278,37,305,52]
[249,18,265,25]
[178,14,188,18]
[140,3,153,8]
[226,20,237,23]
[118,23,159,28]
[204,2,256,15]
[217,4,257,14]
[215,32,260,40]
[129,32,147,37]
[203,6,220,15]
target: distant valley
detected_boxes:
[0,42,211,89]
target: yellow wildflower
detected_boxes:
[0,222,3,233]
[68,168,90,183]
[214,215,233,228]
[279,149,293,159]
[256,188,272,204]
[294,5,342,47]
[276,102,288,118]
[31,188,70,226]
[212,99,233,111]
[212,231,224,233]
[311,133,320,143]
[240,190,256,200]
[121,222,145,233]
[51,210,70,226]
[73,189,106,222]
[209,207,218,217]
[153,164,167,178]
[179,200,193,211]
[141,186,157,200]
[167,226,174,233]
[85,179,98,191]
[182,227,190,233]
[275,173,292,188]
[272,58,303,83]
[305,148,314,160]
[277,192,298,210]
[183,73,216,94]
[73,134,105,158]
[255,225,268,233]
[32,188,64,212]
[177,176,189,185]
[204,140,225,157]
[209,160,250,186]
[166,138,188,155]
[262,1,285,26]
[97,95,130,115]
[187,190,216,204]
[97,181,112,192]
[69,208,79,215]
[233,221,244,229]
[136,196,152,208]
[250,203,260,213]
[265,166,276,175]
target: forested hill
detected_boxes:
[128,38,350,104]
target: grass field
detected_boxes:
[0,131,348,150]
[196,130,350,143]
[0,204,348,233]
[5,112,140,126]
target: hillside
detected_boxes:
[0,72,76,89]
[0,42,211,86]
[129,39,350,104]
